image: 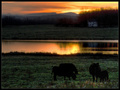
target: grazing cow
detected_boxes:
[59,63,78,74]
[89,63,101,82]
[52,63,78,81]
[99,70,109,82]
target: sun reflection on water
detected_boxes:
[2,40,118,55]
[57,43,81,55]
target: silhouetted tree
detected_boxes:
[77,9,118,27]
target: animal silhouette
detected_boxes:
[52,63,78,81]
[89,63,101,82]
[99,70,109,82]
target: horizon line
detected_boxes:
[2,8,118,16]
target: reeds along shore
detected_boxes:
[2,52,118,58]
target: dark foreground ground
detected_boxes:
[1,54,119,89]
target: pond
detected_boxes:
[2,40,118,55]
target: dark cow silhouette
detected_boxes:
[89,63,101,82]
[52,63,78,81]
[59,63,78,74]
[99,70,109,82]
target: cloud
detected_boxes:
[2,2,71,14]
[2,1,118,15]
[20,4,68,11]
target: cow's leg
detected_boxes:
[104,77,106,81]
[100,78,102,82]
[72,74,76,80]
[100,77,103,82]
[107,75,109,80]
[92,75,95,82]
[103,78,105,81]
[104,77,106,82]
[69,76,71,80]
[106,75,108,81]
[54,74,57,81]
[64,76,66,80]
[96,76,98,82]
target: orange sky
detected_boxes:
[2,1,118,15]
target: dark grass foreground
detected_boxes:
[1,53,119,89]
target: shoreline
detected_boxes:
[2,39,119,43]
[2,38,119,40]
[2,52,118,57]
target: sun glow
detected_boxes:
[70,45,80,53]
[61,9,81,14]
[2,1,118,15]
[57,44,81,55]
[61,8,93,14]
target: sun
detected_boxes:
[61,9,81,14]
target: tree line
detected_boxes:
[2,9,118,27]
[56,9,118,27]
[2,16,57,27]
[76,9,118,27]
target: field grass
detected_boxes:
[2,25,119,40]
[1,55,119,89]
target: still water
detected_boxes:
[2,40,118,55]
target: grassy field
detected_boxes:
[1,55,119,89]
[2,25,119,40]
[1,25,119,89]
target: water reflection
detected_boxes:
[56,42,118,55]
[2,40,118,55]
[56,43,82,55]
[83,42,118,47]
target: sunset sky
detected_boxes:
[2,1,118,15]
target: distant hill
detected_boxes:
[2,12,78,20]
[2,12,78,26]
[25,12,78,16]
[26,12,57,16]
[60,12,78,16]
[24,12,78,20]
